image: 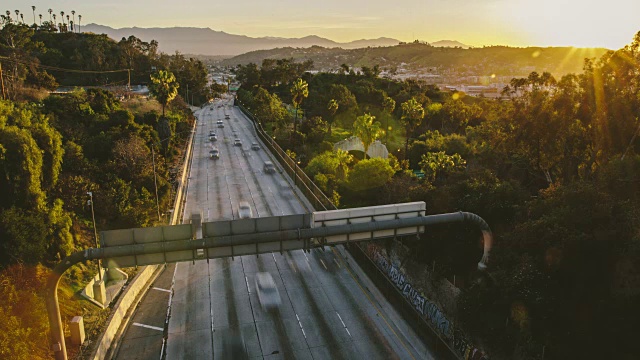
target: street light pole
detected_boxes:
[151,145,161,222]
[87,192,102,281]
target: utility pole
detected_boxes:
[151,145,161,222]
[0,62,5,100]
[87,192,102,281]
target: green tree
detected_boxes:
[348,157,395,191]
[419,151,466,183]
[290,77,309,134]
[149,70,179,116]
[352,113,383,159]
[400,97,425,158]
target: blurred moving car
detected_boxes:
[234,139,242,146]
[263,161,276,174]
[255,272,281,310]
[209,149,220,159]
[217,120,224,128]
[219,336,248,360]
[251,142,260,150]
[209,134,217,142]
[238,201,253,219]
[279,181,294,199]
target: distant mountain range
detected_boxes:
[82,24,470,56]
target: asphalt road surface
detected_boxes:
[115,95,434,360]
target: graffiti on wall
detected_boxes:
[365,243,489,360]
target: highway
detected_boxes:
[115,96,434,359]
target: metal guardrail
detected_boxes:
[236,102,338,212]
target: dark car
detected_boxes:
[263,161,276,174]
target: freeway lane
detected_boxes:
[116,95,435,359]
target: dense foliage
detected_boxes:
[0,19,199,358]
[235,32,640,359]
[0,19,212,104]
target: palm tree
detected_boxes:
[290,78,309,135]
[20,13,24,24]
[382,95,396,143]
[6,10,10,20]
[334,149,353,182]
[38,14,42,25]
[31,6,36,25]
[149,70,180,117]
[400,98,425,157]
[60,11,64,26]
[66,15,70,31]
[14,10,19,22]
[327,99,339,135]
[353,113,383,159]
[71,10,75,29]
[48,8,52,22]
[77,15,81,32]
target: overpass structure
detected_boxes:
[46,96,492,360]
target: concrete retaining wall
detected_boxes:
[90,265,158,359]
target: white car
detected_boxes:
[255,272,281,310]
[238,201,253,219]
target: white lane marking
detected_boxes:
[336,311,352,337]
[295,314,307,339]
[245,276,251,294]
[320,259,328,270]
[153,287,172,293]
[303,252,309,261]
[272,253,277,263]
[133,322,164,332]
[334,258,341,268]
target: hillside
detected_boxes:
[82,24,401,56]
[220,43,610,77]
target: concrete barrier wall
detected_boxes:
[91,265,157,360]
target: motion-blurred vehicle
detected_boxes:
[225,114,230,119]
[251,142,260,150]
[279,181,294,199]
[234,139,242,146]
[263,161,276,174]
[209,134,217,142]
[219,336,248,360]
[255,272,281,310]
[209,149,220,159]
[238,201,253,219]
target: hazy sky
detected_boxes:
[6,0,640,49]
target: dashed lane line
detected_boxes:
[133,323,164,332]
